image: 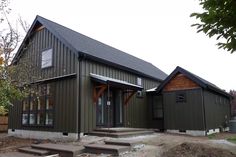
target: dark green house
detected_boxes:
[149,66,232,136]
[8,16,167,140]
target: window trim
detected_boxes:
[41,48,53,69]
[21,83,54,127]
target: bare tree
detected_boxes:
[0,0,34,109]
[18,15,30,33]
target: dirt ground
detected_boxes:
[126,132,236,157]
[0,133,49,154]
[0,132,236,157]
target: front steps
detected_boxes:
[18,143,84,157]
[88,127,154,138]
[16,128,151,156]
[84,139,141,156]
[18,147,50,156]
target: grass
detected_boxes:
[207,133,216,139]
[227,136,236,144]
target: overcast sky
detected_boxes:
[9,0,236,91]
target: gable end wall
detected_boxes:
[163,73,200,92]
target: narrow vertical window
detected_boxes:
[137,77,142,86]
[41,48,53,68]
[136,77,143,98]
[152,96,163,119]
[22,99,29,125]
[22,113,28,125]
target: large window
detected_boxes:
[22,83,54,126]
[41,48,53,68]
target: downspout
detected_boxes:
[201,89,207,136]
[107,81,110,131]
[78,53,83,139]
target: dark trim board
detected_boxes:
[34,73,76,83]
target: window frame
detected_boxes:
[152,96,163,120]
[21,83,54,127]
[41,48,53,69]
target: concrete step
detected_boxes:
[89,130,154,138]
[104,139,139,147]
[18,147,50,156]
[84,143,130,155]
[94,127,146,133]
[31,143,84,157]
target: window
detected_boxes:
[22,113,28,125]
[152,96,163,119]
[41,48,53,68]
[22,83,54,126]
[137,77,142,86]
[136,77,143,98]
[176,92,186,103]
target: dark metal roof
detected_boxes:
[90,73,143,90]
[156,66,231,98]
[14,15,167,81]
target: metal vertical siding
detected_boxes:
[53,78,77,133]
[79,59,160,133]
[203,90,231,130]
[9,28,78,133]
[8,101,22,129]
[163,88,205,130]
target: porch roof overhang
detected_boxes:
[90,73,143,90]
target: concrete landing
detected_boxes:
[94,127,146,133]
[89,130,154,138]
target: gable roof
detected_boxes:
[13,15,167,81]
[156,66,231,98]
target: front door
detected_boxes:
[96,89,123,127]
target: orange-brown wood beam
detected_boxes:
[124,91,136,106]
[93,85,107,104]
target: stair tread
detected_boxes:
[31,143,84,153]
[18,147,49,155]
[84,143,129,150]
[84,143,130,155]
[104,139,139,146]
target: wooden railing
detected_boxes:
[0,116,8,132]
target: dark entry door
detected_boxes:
[96,89,123,127]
